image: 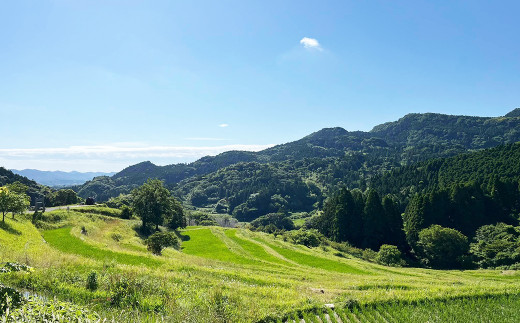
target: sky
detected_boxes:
[1,0,520,172]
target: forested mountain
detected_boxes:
[0,167,50,201]
[11,169,115,187]
[371,142,520,206]
[75,110,520,220]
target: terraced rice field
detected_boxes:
[3,211,520,321]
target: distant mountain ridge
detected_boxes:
[75,109,520,210]
[12,169,116,187]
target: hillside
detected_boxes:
[0,167,50,201]
[11,169,115,187]
[371,142,520,202]
[3,209,520,321]
[75,110,520,216]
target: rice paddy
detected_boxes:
[2,209,520,322]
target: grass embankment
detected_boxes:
[3,210,520,322]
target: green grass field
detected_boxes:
[42,227,162,267]
[2,210,520,322]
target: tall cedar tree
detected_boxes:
[362,189,386,250]
[382,195,406,249]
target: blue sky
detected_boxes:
[1,1,519,171]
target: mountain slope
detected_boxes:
[371,142,520,201]
[75,110,520,211]
[0,167,50,201]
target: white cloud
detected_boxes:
[185,137,229,141]
[0,143,275,172]
[300,37,322,51]
[0,144,273,158]
[218,123,229,128]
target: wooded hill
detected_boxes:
[371,142,520,206]
[74,110,520,220]
[0,167,49,202]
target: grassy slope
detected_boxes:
[42,227,161,267]
[2,210,520,322]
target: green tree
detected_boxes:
[50,189,79,206]
[403,194,426,247]
[146,231,179,255]
[470,223,520,268]
[382,195,406,248]
[376,244,405,267]
[417,225,469,268]
[131,179,185,231]
[363,189,386,250]
[0,186,30,222]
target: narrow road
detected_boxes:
[26,204,84,213]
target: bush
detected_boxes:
[4,296,99,321]
[120,205,132,219]
[187,212,217,226]
[0,283,23,314]
[417,225,469,268]
[86,272,98,291]
[286,229,323,248]
[1,262,33,273]
[146,231,179,255]
[250,213,295,232]
[376,244,405,266]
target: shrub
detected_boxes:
[2,262,33,273]
[4,297,99,321]
[287,229,323,248]
[86,272,98,291]
[417,225,469,268]
[146,231,179,255]
[361,248,378,262]
[250,213,295,232]
[186,211,217,226]
[0,283,23,314]
[111,233,123,242]
[376,244,405,266]
[120,205,132,219]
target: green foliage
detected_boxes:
[146,231,179,255]
[0,284,23,314]
[0,262,33,273]
[372,142,520,207]
[0,185,30,222]
[376,245,405,267]
[106,193,133,209]
[186,211,218,226]
[250,213,295,233]
[131,179,185,230]
[120,205,132,219]
[5,298,99,322]
[86,272,98,291]
[470,223,520,268]
[417,225,469,268]
[285,229,323,248]
[402,181,519,252]
[47,189,80,206]
[75,112,520,209]
[311,188,403,251]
